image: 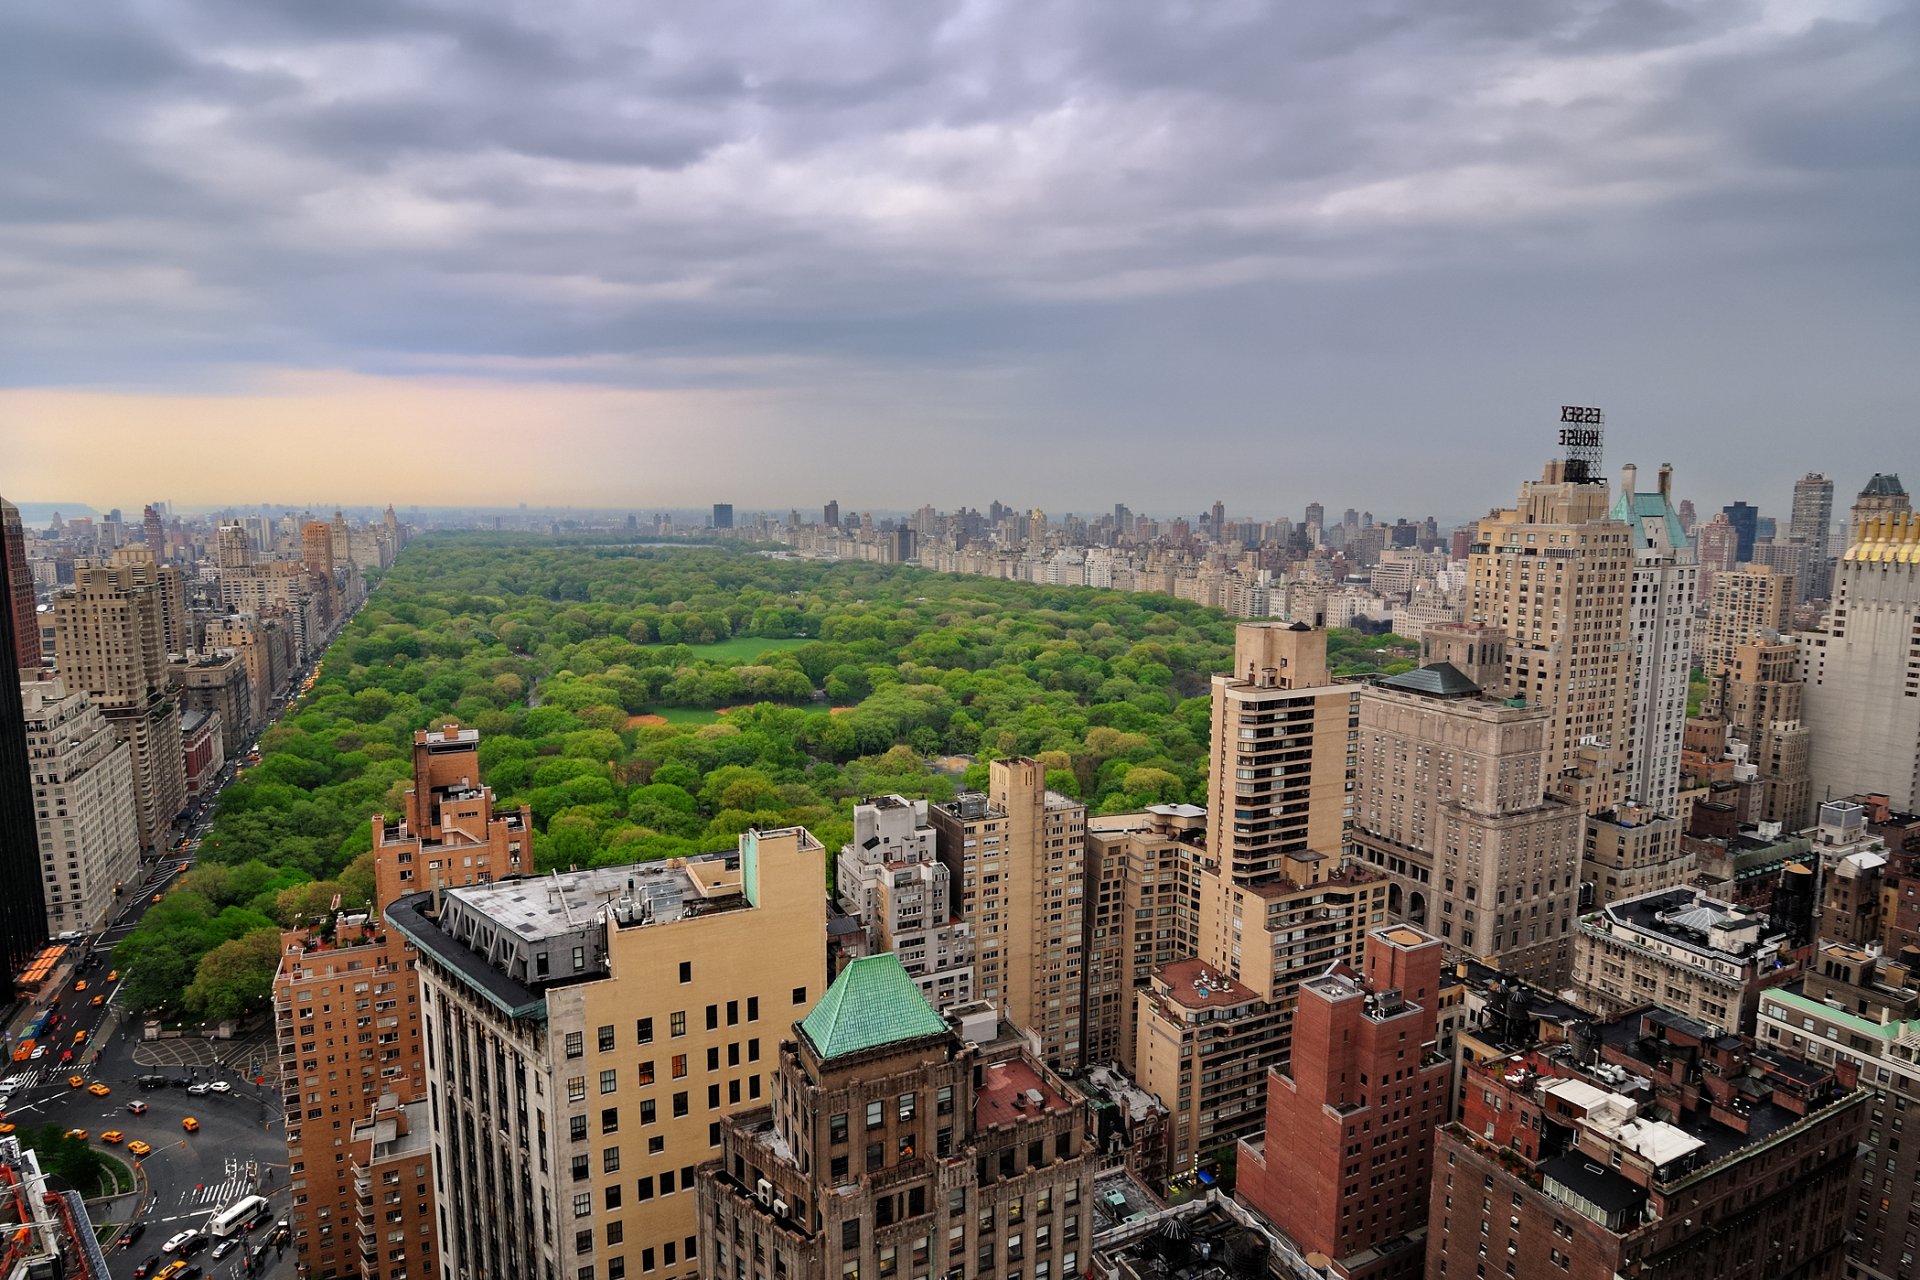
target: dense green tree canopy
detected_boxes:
[115,537,1416,1014]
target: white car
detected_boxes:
[28,1046,45,1061]
[206,1080,232,1094]
[186,1082,210,1096]
[163,1230,196,1253]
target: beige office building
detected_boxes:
[1468,460,1635,794]
[930,759,1087,1071]
[19,676,140,934]
[1351,662,1583,985]
[1573,885,1791,1032]
[1706,638,1812,828]
[392,827,827,1280]
[1134,958,1287,1170]
[1803,509,1920,812]
[51,562,186,854]
[1699,564,1794,677]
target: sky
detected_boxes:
[1,0,1915,522]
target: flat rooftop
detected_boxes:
[1154,958,1260,1011]
[974,1057,1071,1131]
[445,855,738,944]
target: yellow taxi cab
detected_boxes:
[100,1130,124,1143]
[64,1128,87,1141]
[0,1123,15,1135]
[106,970,118,982]
[157,1262,187,1279]
[73,1030,89,1045]
[66,1074,84,1089]
[90,995,103,1007]
[180,1117,199,1133]
[88,1083,110,1097]
[74,980,87,992]
[128,1139,152,1157]
[151,893,163,904]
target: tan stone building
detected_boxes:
[930,759,1087,1071]
[391,827,827,1280]
[696,953,1096,1280]
[277,725,529,1280]
[205,613,289,728]
[1080,805,1203,1070]
[1699,564,1794,677]
[167,651,252,757]
[1582,802,1689,907]
[51,561,186,854]
[1134,958,1286,1171]
[1468,459,1636,791]
[834,795,974,1009]
[1572,885,1795,1033]
[1351,661,1583,984]
[1705,637,1812,828]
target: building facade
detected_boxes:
[836,795,975,1009]
[1238,925,1448,1280]
[1699,564,1794,678]
[1791,472,1836,601]
[1611,465,1697,815]
[696,952,1096,1280]
[1352,661,1583,985]
[1707,638,1812,829]
[19,677,140,935]
[930,759,1087,1071]
[391,827,827,1280]
[1080,805,1204,1071]
[1803,510,1920,812]
[1573,885,1795,1033]
[1134,959,1286,1172]
[0,513,50,976]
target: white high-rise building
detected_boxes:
[20,676,141,934]
[1803,509,1920,811]
[1788,472,1835,600]
[835,794,975,1008]
[1611,463,1697,814]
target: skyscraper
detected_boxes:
[1238,925,1447,1280]
[1468,459,1635,791]
[1706,638,1812,828]
[929,758,1087,1070]
[52,563,187,854]
[1802,509,1920,811]
[216,521,253,569]
[141,503,165,557]
[1789,472,1835,599]
[0,510,50,979]
[711,502,734,529]
[1846,471,1908,542]
[1699,564,1794,678]
[823,498,840,528]
[1611,463,1697,813]
[19,677,140,935]
[1,499,38,670]
[1721,500,1759,563]
[1694,511,1739,598]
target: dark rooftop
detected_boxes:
[385,888,546,1019]
[1542,1151,1646,1216]
[1378,661,1481,698]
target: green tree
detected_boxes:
[183,930,283,1022]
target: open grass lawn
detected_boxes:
[630,706,726,726]
[644,635,814,663]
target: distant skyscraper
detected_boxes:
[1700,564,1793,678]
[1210,498,1226,539]
[1694,511,1739,598]
[215,521,252,569]
[1803,507,1920,811]
[823,498,840,528]
[141,504,164,557]
[2,498,38,670]
[1721,500,1759,563]
[0,512,50,978]
[1677,497,1698,533]
[1789,472,1835,599]
[711,502,734,529]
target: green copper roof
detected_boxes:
[800,954,949,1061]
[1610,489,1688,552]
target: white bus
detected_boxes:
[208,1194,271,1239]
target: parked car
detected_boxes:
[186,1083,210,1096]
[205,1080,231,1094]
[162,1230,196,1254]
[138,1075,168,1090]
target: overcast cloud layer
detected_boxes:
[1,0,1915,517]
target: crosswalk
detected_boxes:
[182,1173,255,1210]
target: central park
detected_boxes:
[113,538,1416,1021]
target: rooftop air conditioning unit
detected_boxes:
[755,1179,773,1204]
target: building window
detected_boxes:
[679,962,692,984]
[565,1032,584,1059]
[569,1115,588,1142]
[636,1061,654,1086]
[793,986,807,1005]
[830,1114,847,1144]
[867,1101,885,1129]
[673,1092,689,1118]
[600,1070,618,1095]
[867,1142,885,1172]
[603,1147,621,1174]
[601,1107,619,1134]
[567,1077,587,1103]
[671,1012,686,1038]
[605,1185,622,1211]
[672,1054,688,1079]
[573,1194,591,1218]
[636,1018,653,1045]
[598,1024,616,1053]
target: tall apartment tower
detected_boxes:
[275,725,530,1280]
[391,827,826,1280]
[1699,563,1793,677]
[696,953,1096,1280]
[51,562,186,854]
[1803,510,1920,811]
[929,759,1087,1070]
[1351,663,1582,985]
[1611,463,1697,814]
[0,517,50,979]
[1468,459,1636,795]
[1706,639,1812,828]
[142,504,165,556]
[19,677,140,935]
[1722,500,1760,563]
[1080,805,1204,1071]
[1186,624,1388,1089]
[1238,926,1448,1280]
[835,795,975,1009]
[711,502,734,530]
[822,499,839,529]
[2,498,39,669]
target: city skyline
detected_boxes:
[3,3,1916,511]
